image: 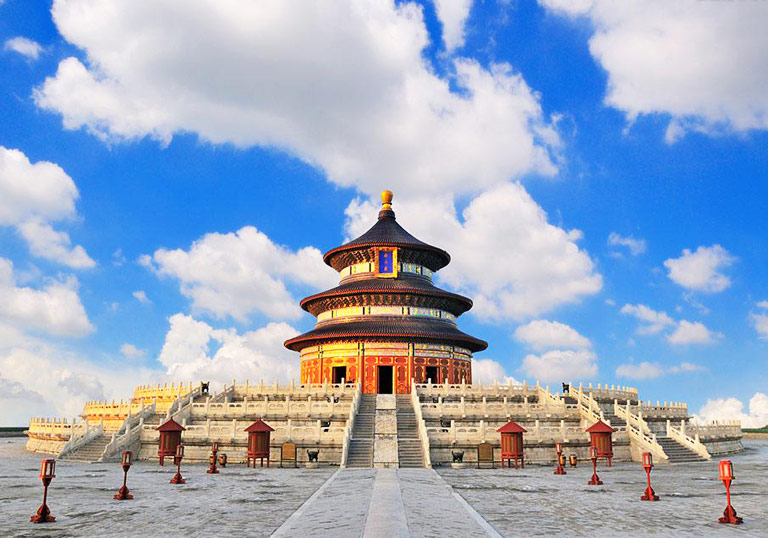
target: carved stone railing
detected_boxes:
[614,401,668,462]
[99,401,157,462]
[58,419,104,458]
[667,419,711,460]
[411,379,432,467]
[572,388,609,426]
[687,420,742,440]
[340,383,362,467]
[414,379,539,399]
[570,381,638,402]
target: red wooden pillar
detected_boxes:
[497,420,526,469]
[156,418,185,466]
[586,420,615,466]
[245,419,274,467]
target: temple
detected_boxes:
[285,190,486,394]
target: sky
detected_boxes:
[0,0,767,426]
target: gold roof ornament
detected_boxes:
[381,190,393,211]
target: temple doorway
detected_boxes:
[425,366,439,385]
[332,366,347,384]
[377,365,393,394]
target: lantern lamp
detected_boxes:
[30,459,56,523]
[587,446,602,486]
[555,442,563,455]
[114,450,134,500]
[207,442,220,474]
[170,444,186,484]
[717,460,742,525]
[554,445,566,475]
[640,451,658,501]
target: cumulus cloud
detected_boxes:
[4,36,43,60]
[620,304,675,335]
[0,258,93,337]
[751,312,768,340]
[694,393,768,429]
[513,319,591,351]
[616,360,705,380]
[0,146,94,268]
[667,320,722,346]
[432,0,473,51]
[345,184,602,321]
[521,349,597,383]
[620,303,721,346]
[157,313,299,385]
[144,226,336,322]
[132,290,150,304]
[0,332,157,425]
[663,245,735,293]
[540,0,768,142]
[120,343,145,359]
[472,358,520,386]
[36,0,558,200]
[607,232,646,256]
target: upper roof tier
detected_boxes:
[323,190,451,272]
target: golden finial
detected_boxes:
[381,190,393,210]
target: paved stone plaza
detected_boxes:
[2,438,766,536]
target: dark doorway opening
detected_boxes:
[425,366,440,385]
[377,365,393,394]
[332,366,347,384]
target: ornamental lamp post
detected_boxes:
[640,451,659,501]
[207,442,220,474]
[554,442,566,475]
[30,459,56,523]
[114,450,134,500]
[170,444,186,484]
[717,460,743,525]
[587,446,603,486]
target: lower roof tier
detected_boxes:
[284,318,488,353]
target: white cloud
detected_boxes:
[17,217,96,269]
[607,232,646,256]
[663,245,735,293]
[620,303,721,346]
[0,333,157,425]
[345,184,602,321]
[132,290,150,304]
[540,0,768,141]
[36,0,559,199]
[750,312,768,340]
[157,313,299,385]
[615,361,663,380]
[472,358,520,386]
[4,36,43,60]
[432,0,473,51]
[145,226,336,322]
[521,349,597,383]
[513,319,591,351]
[120,343,145,359]
[666,320,722,346]
[694,393,768,429]
[620,304,675,335]
[0,258,93,337]
[616,360,705,379]
[0,146,93,268]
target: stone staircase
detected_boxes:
[60,434,111,462]
[396,395,424,468]
[656,434,707,463]
[346,394,376,468]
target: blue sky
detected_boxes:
[0,0,767,426]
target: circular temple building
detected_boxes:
[285,191,487,394]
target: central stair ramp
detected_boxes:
[395,394,426,467]
[344,394,376,468]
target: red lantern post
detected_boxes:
[170,444,185,484]
[554,442,566,475]
[640,451,659,501]
[497,420,526,469]
[114,450,134,500]
[587,446,603,486]
[30,459,56,523]
[585,420,615,467]
[245,419,274,467]
[207,442,220,474]
[156,418,185,466]
[717,461,743,525]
